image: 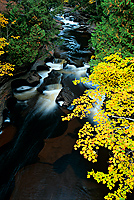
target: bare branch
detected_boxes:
[108,115,134,122]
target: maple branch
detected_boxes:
[126,150,134,156]
[108,115,134,122]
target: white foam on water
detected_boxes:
[56,14,80,29]
[36,84,62,114]
[66,64,76,70]
[38,70,52,85]
[84,63,90,68]
[4,118,11,123]
[62,19,80,29]
[14,87,38,100]
[63,64,88,77]
[44,83,62,91]
[75,66,89,77]
[38,70,50,79]
[60,64,89,79]
[46,62,63,70]
[16,86,33,92]
[58,101,64,106]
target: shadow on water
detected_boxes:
[1,12,134,200]
[37,147,110,200]
[53,150,92,178]
[0,102,68,200]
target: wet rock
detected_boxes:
[2,108,11,128]
[54,47,69,60]
[74,15,87,23]
[77,25,88,32]
[58,52,69,60]
[53,58,67,64]
[10,135,109,200]
[6,97,17,111]
[79,21,85,25]
[77,24,95,34]
[54,48,92,67]
[11,77,39,98]
[69,50,93,63]
[56,86,75,108]
[63,62,67,68]
[0,75,11,87]
[63,12,70,18]
[26,70,42,87]
[36,64,50,72]
[44,56,54,63]
[37,70,62,94]
[76,23,96,34]
[67,57,84,67]
[11,79,30,91]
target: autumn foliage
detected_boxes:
[62,53,134,199]
[0,13,14,76]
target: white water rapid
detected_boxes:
[36,84,62,114]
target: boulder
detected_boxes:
[68,50,93,63]
[37,70,62,94]
[53,58,67,64]
[44,56,54,63]
[56,86,75,107]
[67,57,84,67]
[11,79,30,90]
[11,70,41,93]
[26,70,42,87]
[76,25,88,32]
[48,70,61,78]
[54,47,69,60]
[36,64,50,72]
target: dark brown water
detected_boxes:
[0,13,133,200]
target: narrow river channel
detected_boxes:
[0,11,133,200]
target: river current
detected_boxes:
[0,12,133,200]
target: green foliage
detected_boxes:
[8,24,46,66]
[0,13,14,76]
[69,0,102,23]
[62,53,134,199]
[1,0,62,66]
[89,0,134,61]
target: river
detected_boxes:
[0,11,133,200]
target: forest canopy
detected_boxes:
[0,0,63,71]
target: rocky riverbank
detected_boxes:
[0,7,99,200]
[0,5,95,128]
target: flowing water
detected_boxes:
[0,13,106,200]
[0,12,133,200]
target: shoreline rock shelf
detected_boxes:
[0,10,108,200]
